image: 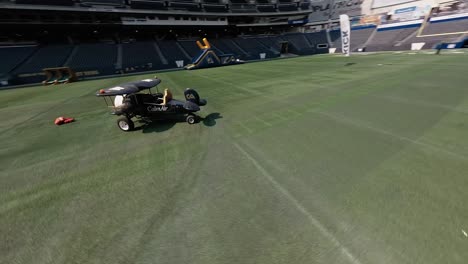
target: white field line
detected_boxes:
[233,142,362,264]
[311,110,468,161]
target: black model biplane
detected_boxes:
[96,78,207,131]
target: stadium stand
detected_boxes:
[15,0,75,6]
[329,29,342,52]
[203,4,228,12]
[255,36,282,54]
[329,27,378,52]
[422,18,468,35]
[210,38,251,60]
[121,41,165,72]
[281,33,315,55]
[349,27,376,51]
[230,4,258,13]
[14,45,73,74]
[79,0,126,7]
[366,27,419,52]
[168,1,201,12]
[155,39,190,68]
[66,43,118,75]
[234,37,279,59]
[2,0,468,86]
[129,0,168,10]
[0,46,36,75]
[257,4,276,12]
[299,0,310,10]
[278,3,298,12]
[305,31,328,46]
[178,40,201,57]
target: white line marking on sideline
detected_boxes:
[233,142,362,264]
[463,230,467,237]
[312,110,468,161]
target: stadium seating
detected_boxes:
[257,4,276,12]
[281,33,315,55]
[14,45,73,74]
[366,27,419,52]
[299,1,310,10]
[230,4,258,13]
[329,29,341,52]
[178,40,201,57]
[168,1,201,11]
[422,19,468,35]
[66,43,118,75]
[0,46,36,75]
[122,41,165,72]
[129,0,167,10]
[305,31,328,46]
[401,33,462,50]
[210,38,251,60]
[234,37,279,59]
[156,39,190,68]
[255,36,282,53]
[15,0,74,6]
[79,0,126,7]
[329,27,377,52]
[349,27,375,51]
[203,4,228,12]
[277,3,298,12]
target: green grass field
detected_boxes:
[2,51,468,264]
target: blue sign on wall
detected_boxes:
[395,6,417,14]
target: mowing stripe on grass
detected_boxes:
[312,110,468,161]
[233,142,362,264]
[371,94,468,115]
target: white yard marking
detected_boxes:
[462,230,468,237]
[233,142,362,264]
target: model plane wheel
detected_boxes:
[186,115,196,125]
[117,117,134,132]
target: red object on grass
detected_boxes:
[54,116,75,125]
